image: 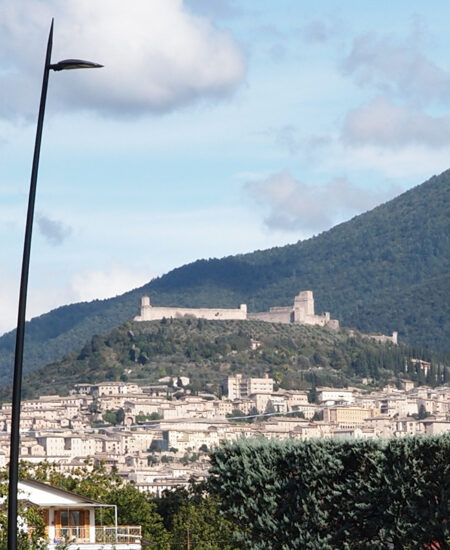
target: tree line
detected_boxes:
[6,317,447,402]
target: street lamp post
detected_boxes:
[7,19,102,549]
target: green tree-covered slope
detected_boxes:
[0,169,448,385]
[5,317,447,400]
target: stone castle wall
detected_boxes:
[250,291,340,329]
[348,330,399,345]
[248,307,292,324]
[365,331,398,345]
[132,292,399,343]
[134,291,352,334]
[134,296,247,322]
[133,293,396,342]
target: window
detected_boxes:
[61,510,81,527]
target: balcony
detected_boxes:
[48,525,141,549]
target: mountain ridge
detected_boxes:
[0,169,448,385]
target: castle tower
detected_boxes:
[136,295,151,320]
[293,290,315,321]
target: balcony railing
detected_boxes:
[95,526,142,544]
[54,525,141,545]
[56,526,89,542]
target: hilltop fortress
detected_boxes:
[134,290,339,329]
[134,295,248,322]
[134,291,399,344]
[248,290,339,329]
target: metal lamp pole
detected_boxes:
[7,19,102,549]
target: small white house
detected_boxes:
[18,479,141,549]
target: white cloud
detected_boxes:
[342,30,450,106]
[0,263,153,337]
[70,264,151,303]
[184,0,241,19]
[343,97,450,148]
[0,0,246,120]
[244,170,400,233]
[0,269,70,336]
[339,26,450,153]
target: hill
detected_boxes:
[5,318,448,401]
[0,169,448,386]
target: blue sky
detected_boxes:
[1,0,450,335]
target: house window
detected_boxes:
[61,510,81,527]
[59,510,86,541]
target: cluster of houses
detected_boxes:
[3,376,449,547]
[0,377,447,484]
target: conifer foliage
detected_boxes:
[209,435,450,549]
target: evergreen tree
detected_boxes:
[209,435,450,549]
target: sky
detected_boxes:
[1,0,450,336]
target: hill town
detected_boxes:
[1,375,448,496]
[3,4,450,547]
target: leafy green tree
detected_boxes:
[106,484,169,547]
[0,475,46,549]
[444,366,450,383]
[88,399,100,414]
[264,401,276,416]
[417,403,431,420]
[116,407,125,425]
[209,435,450,549]
[308,385,318,404]
[417,365,426,385]
[381,435,450,547]
[155,487,191,531]
[101,410,117,425]
[226,409,248,422]
[102,408,126,426]
[149,440,164,452]
[170,498,240,550]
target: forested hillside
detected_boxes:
[0,169,448,385]
[3,317,447,401]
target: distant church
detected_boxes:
[134,290,339,329]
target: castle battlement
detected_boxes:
[134,291,340,329]
[134,296,247,322]
[248,290,340,329]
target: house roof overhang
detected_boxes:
[18,479,107,508]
